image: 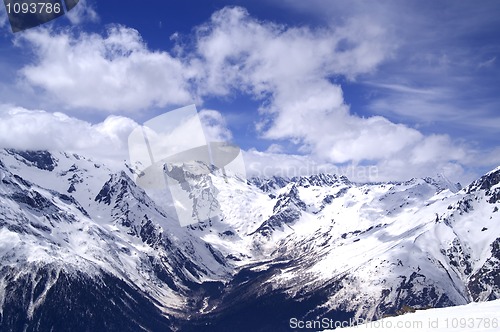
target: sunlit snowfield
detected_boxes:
[336,299,500,332]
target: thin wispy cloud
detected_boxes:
[364,82,441,96]
[478,56,496,69]
[0,6,6,29]
[276,1,499,134]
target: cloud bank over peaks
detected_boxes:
[0,103,483,184]
[0,105,235,170]
[0,105,137,167]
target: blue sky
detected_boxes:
[0,0,499,183]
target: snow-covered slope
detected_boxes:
[0,149,232,331]
[231,171,500,320]
[1,148,499,331]
[184,170,500,330]
[336,299,500,332]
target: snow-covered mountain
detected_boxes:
[0,149,499,331]
[0,149,231,331]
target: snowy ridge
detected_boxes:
[1,149,500,330]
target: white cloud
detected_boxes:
[411,135,466,164]
[65,0,99,25]
[193,7,390,96]
[17,6,392,113]
[0,105,237,171]
[0,103,487,184]
[0,4,8,29]
[368,91,458,122]
[199,109,232,142]
[19,25,195,113]
[243,147,479,185]
[0,104,137,167]
[191,7,472,180]
[365,82,441,96]
[272,1,500,141]
[265,144,284,154]
[243,149,336,179]
[478,56,496,69]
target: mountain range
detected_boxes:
[0,149,499,331]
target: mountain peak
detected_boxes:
[423,173,462,193]
[466,166,500,193]
[250,172,352,194]
[249,175,290,192]
[94,171,141,205]
[6,149,58,171]
[291,173,350,188]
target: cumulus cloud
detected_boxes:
[243,148,335,179]
[65,0,99,25]
[193,8,390,95]
[0,103,482,184]
[190,8,418,162]
[19,25,195,112]
[265,144,284,154]
[0,105,237,171]
[0,105,137,167]
[17,7,391,114]
[199,109,232,142]
[191,7,470,179]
